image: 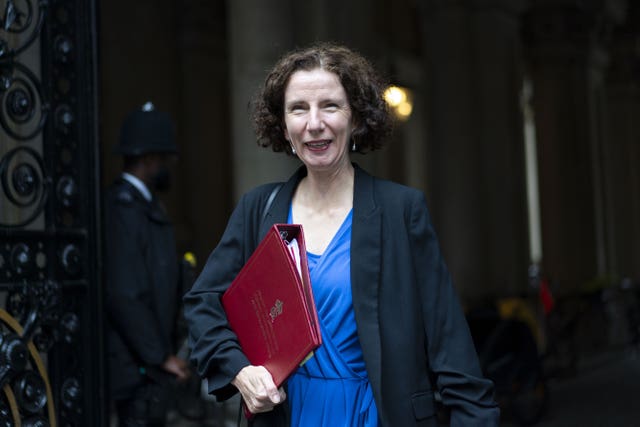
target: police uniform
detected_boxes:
[105,104,180,426]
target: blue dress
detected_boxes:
[287,208,378,426]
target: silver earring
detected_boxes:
[291,145,296,155]
[351,141,356,152]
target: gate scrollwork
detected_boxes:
[1,0,102,425]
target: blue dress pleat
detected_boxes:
[287,208,378,427]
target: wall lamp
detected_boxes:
[384,85,413,121]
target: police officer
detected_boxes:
[105,102,190,427]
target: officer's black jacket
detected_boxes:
[104,178,179,399]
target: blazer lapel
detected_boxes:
[351,165,383,406]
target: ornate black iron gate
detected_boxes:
[0,0,104,425]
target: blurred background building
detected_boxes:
[1,0,639,425]
[99,0,640,300]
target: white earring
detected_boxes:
[291,145,296,155]
[351,141,356,152]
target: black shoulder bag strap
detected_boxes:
[262,183,283,222]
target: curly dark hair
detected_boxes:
[252,42,393,155]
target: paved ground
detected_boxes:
[502,348,640,427]
[164,348,640,427]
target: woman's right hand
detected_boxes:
[231,365,287,414]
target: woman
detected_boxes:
[183,43,499,426]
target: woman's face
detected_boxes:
[283,68,354,173]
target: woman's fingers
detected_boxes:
[232,365,286,413]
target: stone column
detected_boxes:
[291,0,380,58]
[174,0,232,262]
[419,0,530,299]
[228,0,299,200]
[602,5,640,280]
[523,0,626,291]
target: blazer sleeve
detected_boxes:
[182,182,281,401]
[182,193,253,400]
[408,192,500,426]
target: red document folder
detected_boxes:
[222,224,322,404]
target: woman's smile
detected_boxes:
[304,139,332,150]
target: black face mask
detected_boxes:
[152,166,171,192]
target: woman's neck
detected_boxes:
[296,163,354,211]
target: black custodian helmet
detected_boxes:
[114,102,178,156]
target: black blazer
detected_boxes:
[184,165,499,426]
